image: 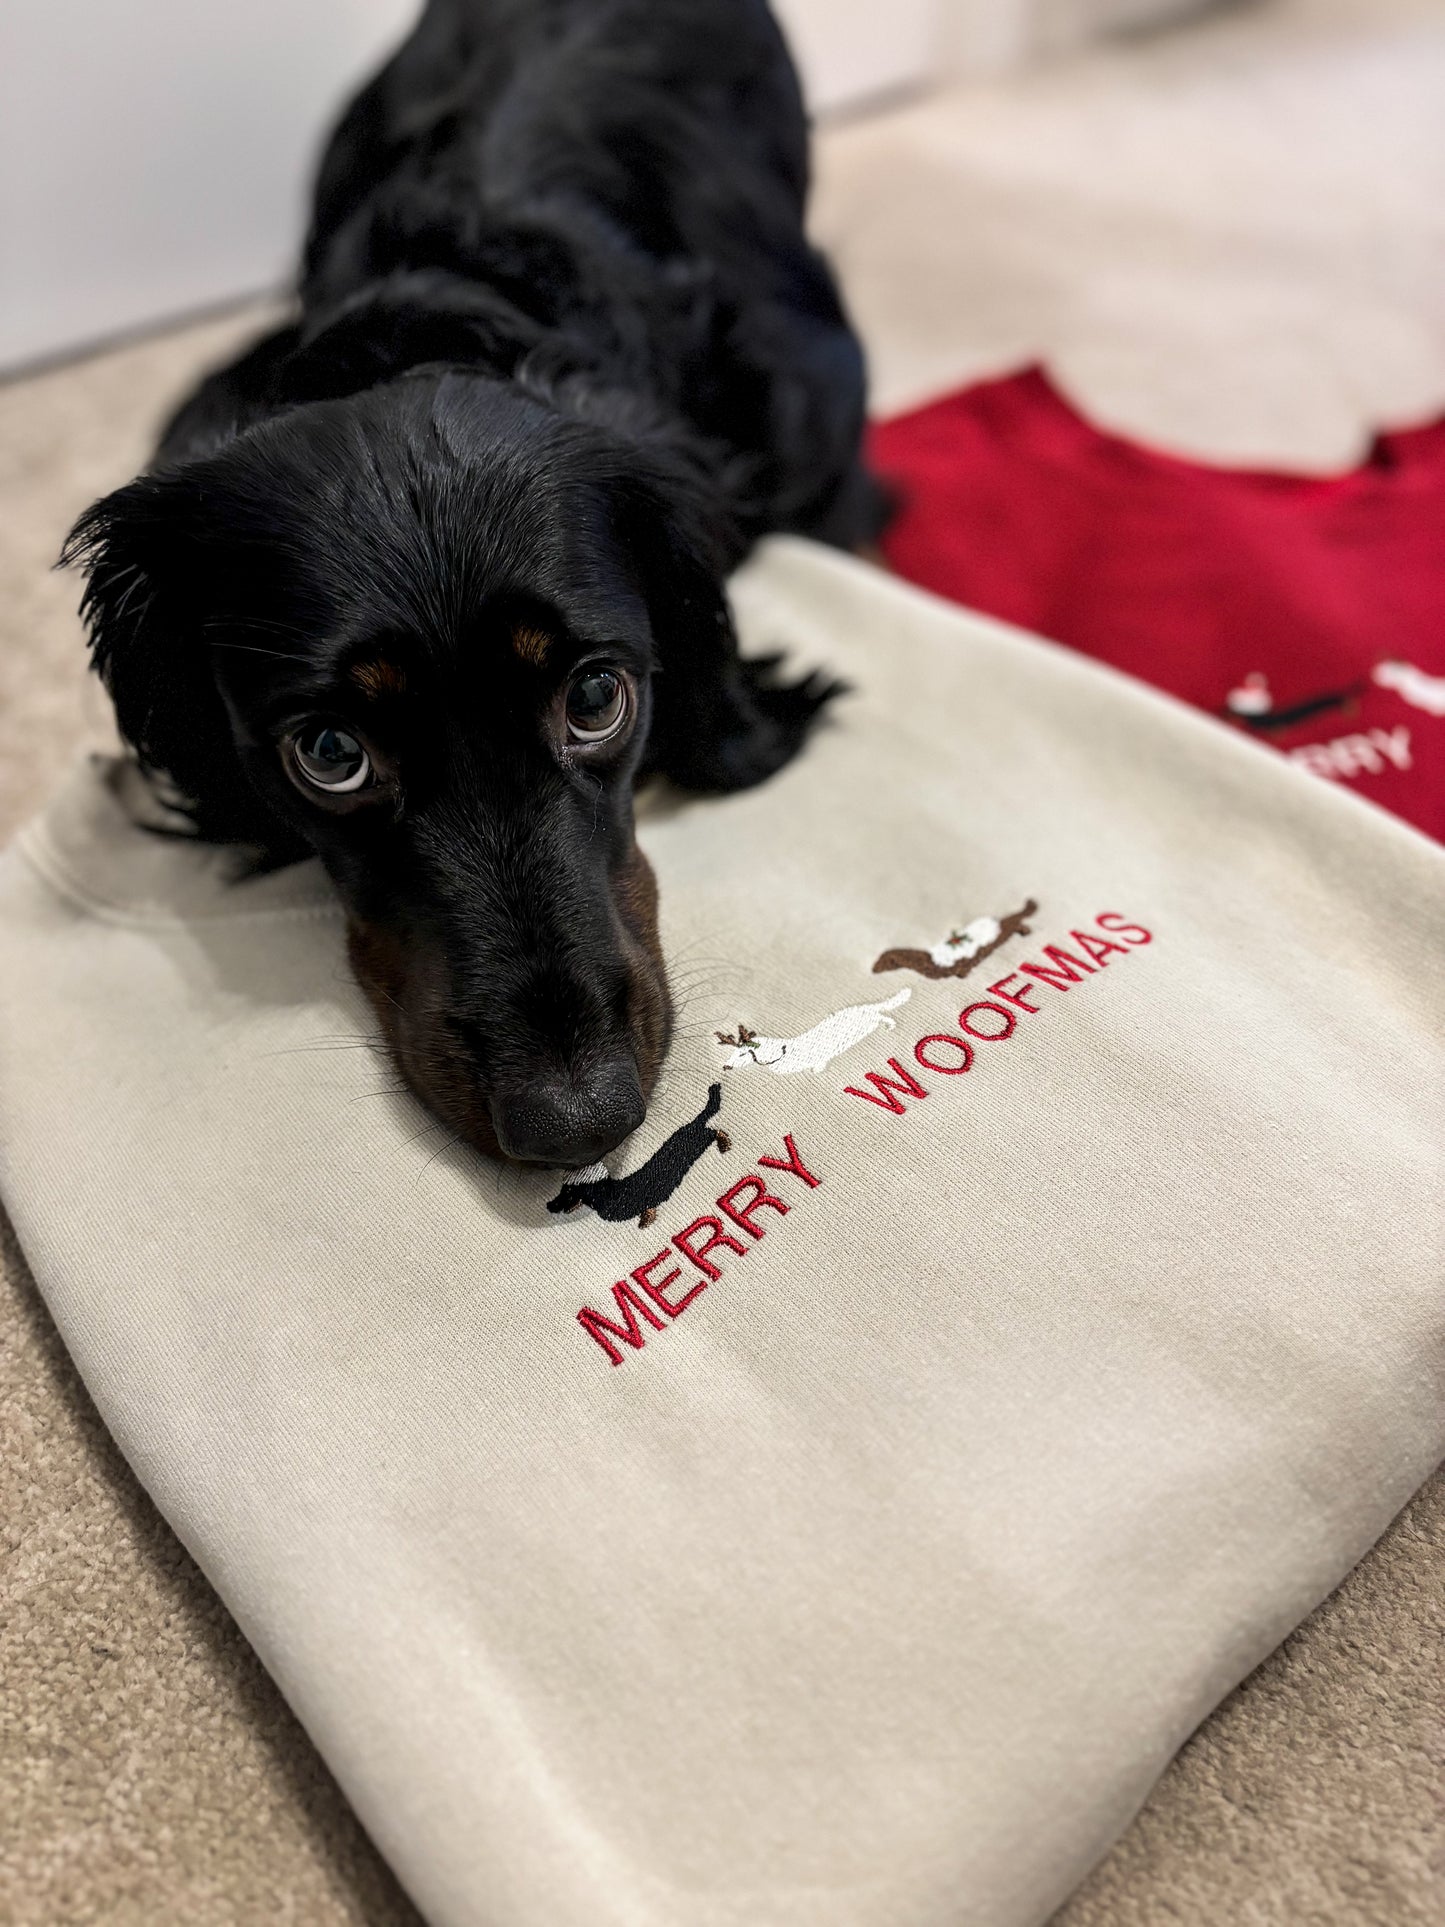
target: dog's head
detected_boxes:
[65,372,836,1165]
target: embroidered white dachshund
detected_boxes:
[1373,659,1445,717]
[716,988,911,1075]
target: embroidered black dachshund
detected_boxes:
[873,899,1038,982]
[548,1083,730,1228]
[1223,672,1365,733]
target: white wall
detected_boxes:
[1,0,1086,371]
[0,1,417,369]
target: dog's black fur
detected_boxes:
[63,0,882,1166]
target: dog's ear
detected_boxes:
[615,429,844,792]
[529,374,845,794]
[60,468,266,842]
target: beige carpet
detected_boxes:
[3,1,1443,1919]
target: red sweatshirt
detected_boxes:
[871,366,1445,842]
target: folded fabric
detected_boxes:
[1,539,1441,1927]
[870,366,1445,843]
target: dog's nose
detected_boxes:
[490,1057,646,1166]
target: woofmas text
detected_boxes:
[843,911,1152,1114]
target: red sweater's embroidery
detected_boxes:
[871,366,1445,842]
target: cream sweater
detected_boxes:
[2,541,1441,1927]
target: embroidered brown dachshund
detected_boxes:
[873,899,1038,982]
[548,1083,730,1228]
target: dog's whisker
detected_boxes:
[666,971,726,997]
[259,1040,386,1059]
[414,1129,462,1189]
[663,957,737,984]
[277,1031,384,1046]
[363,980,407,1016]
[398,1114,449,1154]
[201,613,311,639]
[667,982,712,1011]
[204,639,306,663]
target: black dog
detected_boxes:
[64,0,880,1169]
[548,1082,729,1227]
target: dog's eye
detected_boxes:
[290,723,373,794]
[565,669,627,744]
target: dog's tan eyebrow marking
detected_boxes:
[350,660,407,699]
[511,624,552,667]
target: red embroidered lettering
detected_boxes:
[577,1281,667,1366]
[914,1033,974,1074]
[1373,726,1412,771]
[958,1000,1017,1041]
[1097,913,1152,945]
[718,1175,789,1240]
[757,1133,823,1189]
[987,972,1042,1013]
[633,1250,705,1317]
[1072,928,1128,965]
[1019,945,1095,991]
[673,1216,749,1281]
[1289,743,1339,780]
[842,1058,930,1113]
[1332,733,1382,776]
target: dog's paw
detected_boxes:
[689,655,847,792]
